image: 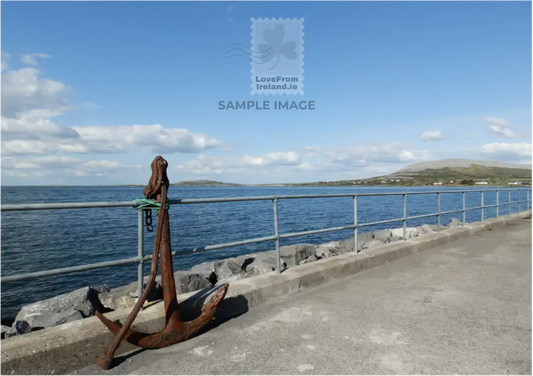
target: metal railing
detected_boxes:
[1,188,531,297]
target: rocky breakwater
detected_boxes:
[2,219,462,339]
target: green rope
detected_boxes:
[135,198,170,210]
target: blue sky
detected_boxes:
[1,1,531,185]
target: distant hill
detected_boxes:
[171,180,243,187]
[387,159,531,181]
[396,158,531,173]
[358,159,533,184]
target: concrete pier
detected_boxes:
[77,216,531,375]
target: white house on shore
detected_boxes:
[475,181,489,185]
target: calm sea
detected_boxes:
[0,185,527,321]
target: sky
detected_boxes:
[1,1,531,185]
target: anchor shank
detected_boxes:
[157,185,182,329]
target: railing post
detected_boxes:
[403,194,407,240]
[496,190,499,218]
[528,189,530,210]
[353,196,358,253]
[462,191,466,225]
[437,192,441,230]
[481,190,484,221]
[273,198,282,274]
[509,190,511,214]
[518,190,521,212]
[137,210,144,298]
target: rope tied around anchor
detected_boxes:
[136,199,170,232]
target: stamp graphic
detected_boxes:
[250,18,304,95]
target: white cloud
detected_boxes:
[1,57,223,157]
[317,143,435,166]
[419,130,442,142]
[2,156,140,179]
[1,66,70,118]
[480,142,531,158]
[70,124,221,154]
[176,151,301,172]
[174,143,435,182]
[177,151,304,175]
[296,162,314,170]
[1,123,222,156]
[1,51,11,72]
[20,53,51,66]
[2,109,79,140]
[483,117,516,138]
[483,117,508,126]
[241,152,300,167]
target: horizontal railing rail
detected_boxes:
[1,188,531,299]
[1,188,530,212]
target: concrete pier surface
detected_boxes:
[79,218,532,375]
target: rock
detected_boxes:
[213,255,256,283]
[190,262,217,284]
[192,255,255,284]
[98,291,135,311]
[371,229,402,243]
[372,229,393,243]
[448,218,462,227]
[174,271,213,294]
[99,279,162,311]
[299,255,318,264]
[320,241,342,248]
[338,238,367,254]
[428,224,447,231]
[339,232,375,253]
[245,251,285,275]
[13,285,109,331]
[138,275,163,297]
[362,240,385,250]
[13,310,84,331]
[1,325,9,339]
[55,310,84,325]
[5,321,32,338]
[280,244,317,266]
[418,224,435,235]
[315,242,342,259]
[339,238,354,253]
[390,227,420,240]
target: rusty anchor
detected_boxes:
[95,156,229,370]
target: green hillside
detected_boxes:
[388,164,532,182]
